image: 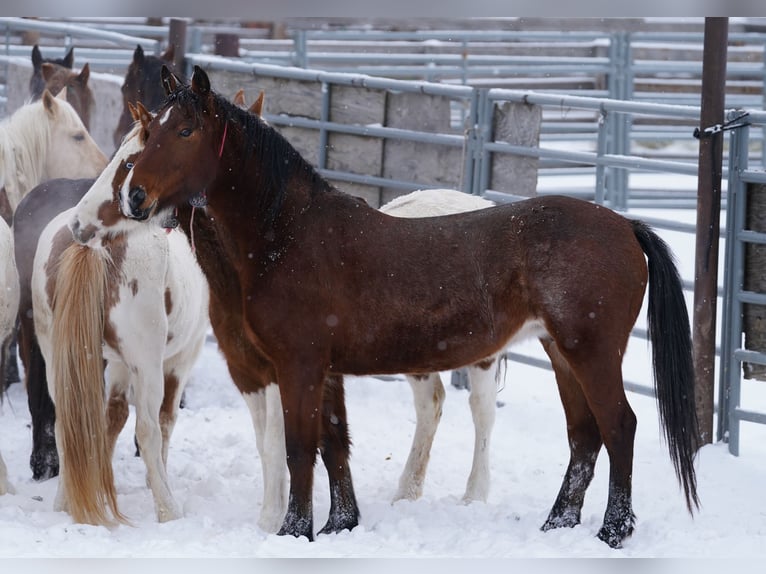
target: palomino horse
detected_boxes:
[79,67,699,548]
[113,44,178,149]
[380,188,500,504]
[31,122,209,525]
[0,217,20,496]
[0,88,107,220]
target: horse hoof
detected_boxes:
[541,510,580,531]
[277,514,314,541]
[597,522,634,549]
[317,514,359,536]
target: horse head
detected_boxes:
[69,104,151,246]
[40,88,107,186]
[41,62,93,130]
[113,44,177,149]
[119,65,226,222]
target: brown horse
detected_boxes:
[40,62,94,131]
[29,44,74,100]
[29,45,93,130]
[113,44,178,149]
[75,66,700,548]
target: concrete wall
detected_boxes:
[2,57,540,207]
[2,56,124,157]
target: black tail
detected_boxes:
[632,219,700,512]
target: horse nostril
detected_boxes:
[128,186,146,210]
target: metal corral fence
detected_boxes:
[719,108,766,455]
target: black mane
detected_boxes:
[163,83,332,226]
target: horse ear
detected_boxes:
[31,44,42,70]
[133,44,145,64]
[42,89,58,116]
[232,89,246,108]
[135,101,153,129]
[160,65,178,96]
[250,90,265,116]
[128,101,140,121]
[77,62,90,85]
[62,46,74,69]
[161,44,175,63]
[41,62,56,82]
[191,65,210,97]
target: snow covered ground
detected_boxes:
[0,203,765,564]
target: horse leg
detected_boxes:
[159,341,201,468]
[539,338,602,531]
[393,373,444,502]
[0,451,13,495]
[132,365,182,522]
[2,330,20,387]
[25,334,58,481]
[276,363,326,540]
[551,339,637,548]
[463,358,499,503]
[317,374,359,535]
[241,380,288,533]
[104,362,130,461]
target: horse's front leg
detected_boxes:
[317,374,359,535]
[276,363,326,541]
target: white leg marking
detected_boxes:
[463,357,500,503]
[243,384,287,532]
[394,373,445,502]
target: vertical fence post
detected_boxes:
[168,18,188,77]
[693,17,729,446]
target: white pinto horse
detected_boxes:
[380,189,500,504]
[0,88,107,217]
[0,217,20,495]
[31,122,209,525]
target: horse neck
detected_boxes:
[177,205,240,305]
[0,106,50,209]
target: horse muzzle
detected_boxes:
[122,185,153,221]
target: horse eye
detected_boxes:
[179,128,192,137]
[124,162,134,170]
[73,133,86,142]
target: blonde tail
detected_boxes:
[51,244,128,526]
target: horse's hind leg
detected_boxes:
[546,338,637,548]
[0,451,14,495]
[539,338,602,531]
[463,358,499,503]
[104,362,130,460]
[25,336,58,481]
[394,373,445,502]
[317,374,360,535]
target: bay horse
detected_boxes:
[31,122,209,525]
[113,44,178,149]
[72,101,354,534]
[77,66,699,548]
[0,216,20,496]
